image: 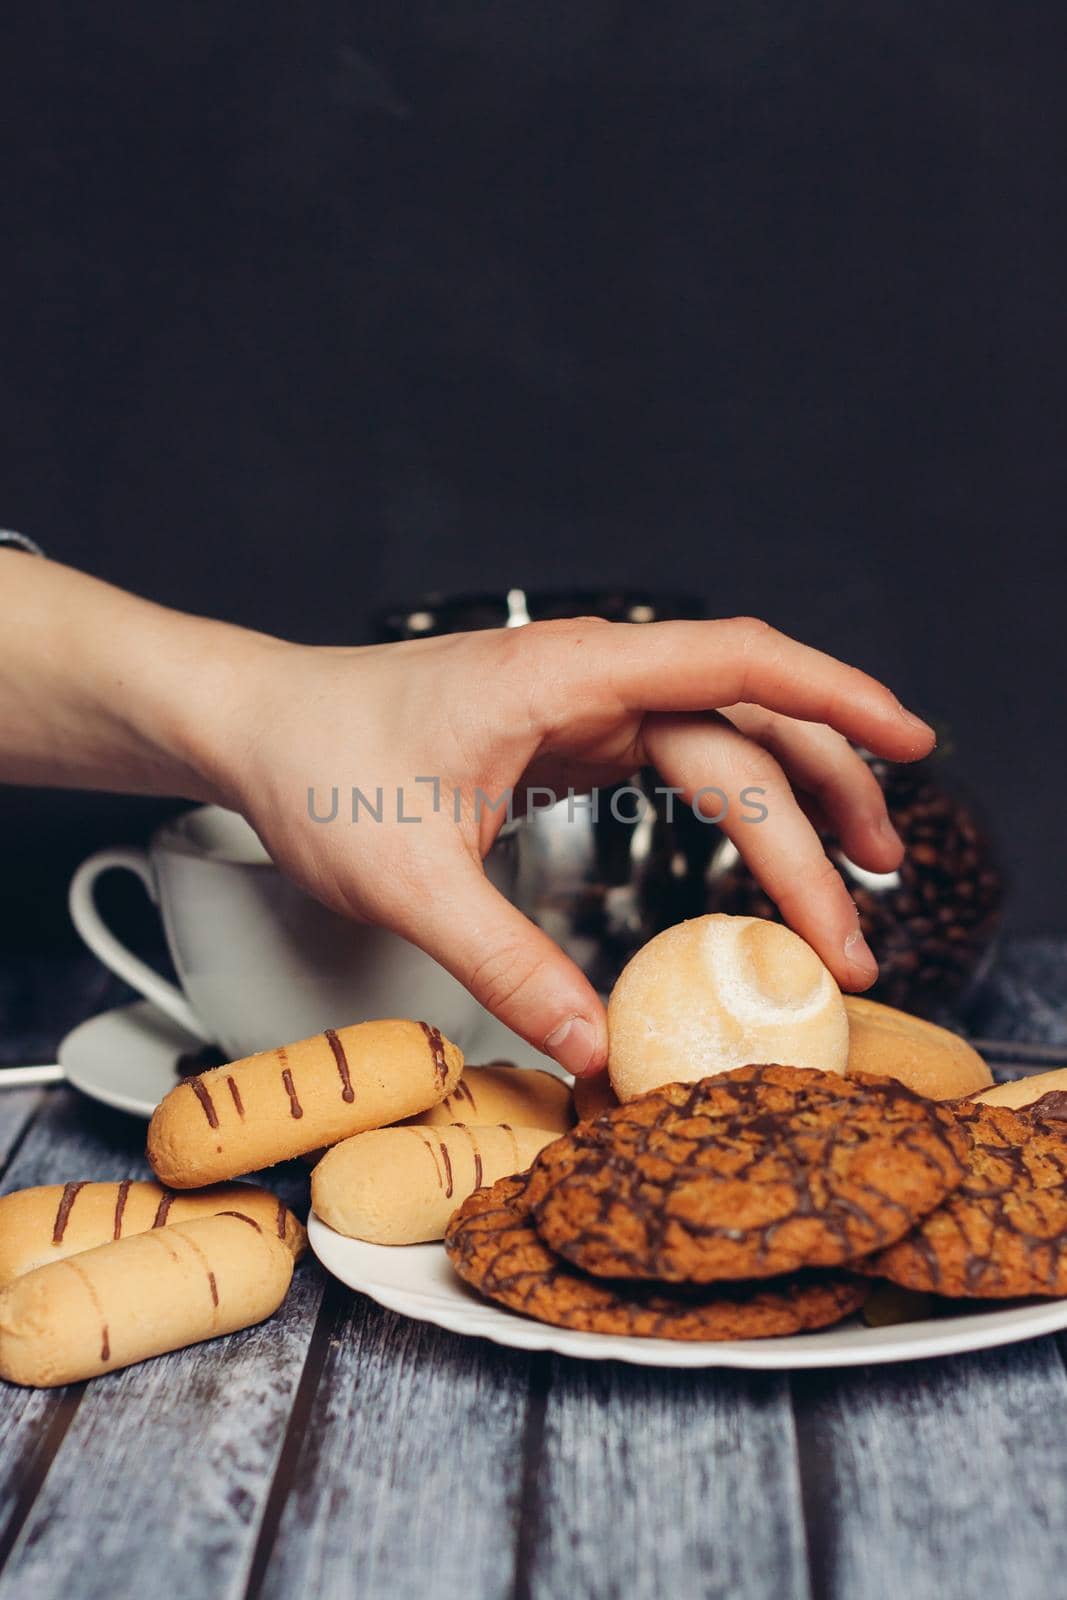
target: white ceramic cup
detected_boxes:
[68,804,520,1060]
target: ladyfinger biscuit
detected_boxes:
[148,1019,463,1187]
[0,1212,293,1388]
[410,1063,574,1134]
[311,1122,558,1244]
[973,1066,1067,1120]
[0,1180,306,1289]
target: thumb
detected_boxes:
[386,851,608,1078]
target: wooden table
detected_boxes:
[3,946,1067,1600]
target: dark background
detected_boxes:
[2,2,1064,955]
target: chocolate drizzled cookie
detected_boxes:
[862,1101,1067,1297]
[445,1171,868,1341]
[524,1065,969,1283]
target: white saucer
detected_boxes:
[58,999,565,1120]
[308,1213,1067,1371]
[59,1000,209,1118]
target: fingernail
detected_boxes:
[544,1016,600,1076]
[896,701,934,739]
[844,926,879,980]
[877,813,904,851]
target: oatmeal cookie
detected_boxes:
[526,1065,969,1282]
[862,1100,1067,1297]
[445,1171,867,1340]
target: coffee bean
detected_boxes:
[707,753,1003,1015]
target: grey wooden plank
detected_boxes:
[257,1294,531,1600]
[525,1359,811,1600]
[792,1340,1067,1600]
[0,1261,325,1600]
[0,1086,320,1599]
[0,1385,65,1559]
[0,1087,149,1196]
[0,1085,313,1215]
[0,1086,44,1172]
[0,1089,136,1555]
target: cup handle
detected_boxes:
[68,847,212,1041]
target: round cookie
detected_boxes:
[845,996,991,1100]
[607,915,848,1103]
[445,1172,868,1341]
[526,1065,969,1283]
[861,1101,1067,1298]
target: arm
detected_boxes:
[0,554,934,1074]
[0,554,260,800]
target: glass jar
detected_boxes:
[373,587,706,641]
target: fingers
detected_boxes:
[642,712,880,991]
[383,846,609,1077]
[523,616,934,764]
[719,704,904,873]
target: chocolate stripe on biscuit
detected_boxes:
[217,1210,264,1232]
[324,1028,355,1103]
[275,1047,303,1119]
[420,1021,448,1087]
[63,1258,110,1362]
[405,1128,445,1188]
[189,1076,220,1129]
[53,1182,86,1244]
[455,1124,483,1190]
[282,1068,303,1119]
[113,1179,131,1240]
[178,1230,222,1317]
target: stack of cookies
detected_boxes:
[445,1064,1067,1341]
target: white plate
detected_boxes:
[308,1211,1067,1370]
[65,1004,1067,1370]
[58,999,565,1120]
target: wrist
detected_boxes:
[0,554,286,803]
[122,609,286,809]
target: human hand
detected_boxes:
[0,560,931,1077]
[198,616,933,1077]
